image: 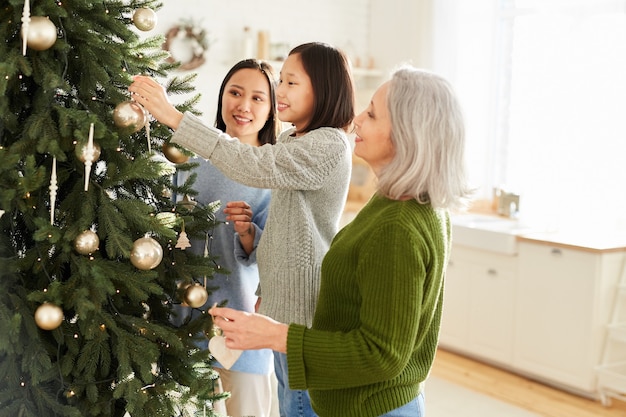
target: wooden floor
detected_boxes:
[431,348,626,417]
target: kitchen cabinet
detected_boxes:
[514,240,624,394]
[439,245,517,366]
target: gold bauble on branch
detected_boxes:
[183,284,208,308]
[74,230,99,255]
[130,236,163,270]
[132,8,158,32]
[35,303,64,330]
[113,100,146,132]
[75,142,101,163]
[162,142,189,164]
[21,16,57,51]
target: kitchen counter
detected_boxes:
[517,231,626,254]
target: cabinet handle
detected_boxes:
[487,268,497,276]
[550,248,562,256]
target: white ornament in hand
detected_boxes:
[209,335,242,369]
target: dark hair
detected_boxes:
[288,42,355,133]
[214,59,279,145]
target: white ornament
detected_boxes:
[208,335,242,369]
[175,230,191,250]
[21,0,30,56]
[83,123,95,191]
[49,157,57,224]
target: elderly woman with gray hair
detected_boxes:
[209,66,471,417]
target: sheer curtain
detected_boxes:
[433,0,626,233]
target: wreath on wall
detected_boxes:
[162,21,211,71]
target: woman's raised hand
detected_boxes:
[128,75,184,129]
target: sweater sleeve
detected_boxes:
[286,222,429,390]
[171,112,350,190]
[233,222,262,266]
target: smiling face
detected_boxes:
[353,81,395,175]
[276,53,315,134]
[221,68,273,145]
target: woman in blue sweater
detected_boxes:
[209,66,472,417]
[173,59,280,417]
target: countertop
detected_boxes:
[458,201,626,253]
[517,231,626,253]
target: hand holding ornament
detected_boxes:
[208,306,288,353]
[128,76,184,130]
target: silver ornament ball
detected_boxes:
[130,236,163,270]
[133,8,158,32]
[75,142,101,163]
[113,101,146,132]
[74,230,100,255]
[22,16,57,51]
[183,284,209,308]
[162,142,189,164]
[35,303,64,330]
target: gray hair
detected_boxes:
[377,66,471,210]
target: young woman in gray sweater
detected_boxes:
[130,42,355,417]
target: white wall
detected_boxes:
[369,0,434,73]
[148,0,372,119]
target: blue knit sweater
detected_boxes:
[173,158,273,375]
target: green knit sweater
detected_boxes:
[287,194,450,417]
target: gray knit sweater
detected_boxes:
[171,113,352,326]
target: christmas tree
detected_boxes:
[0,1,226,416]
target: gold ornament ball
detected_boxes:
[75,142,101,163]
[113,101,146,132]
[35,303,64,330]
[74,230,99,255]
[183,284,209,308]
[133,8,158,32]
[22,16,57,51]
[162,142,189,164]
[130,236,163,270]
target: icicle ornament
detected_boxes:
[21,0,30,56]
[143,107,151,153]
[83,123,95,191]
[49,157,57,224]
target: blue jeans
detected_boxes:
[273,351,317,417]
[380,392,425,417]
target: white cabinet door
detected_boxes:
[439,246,517,366]
[467,258,516,364]
[439,250,471,348]
[514,242,619,393]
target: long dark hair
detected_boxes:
[288,42,355,134]
[214,59,279,145]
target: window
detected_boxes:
[434,0,626,232]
